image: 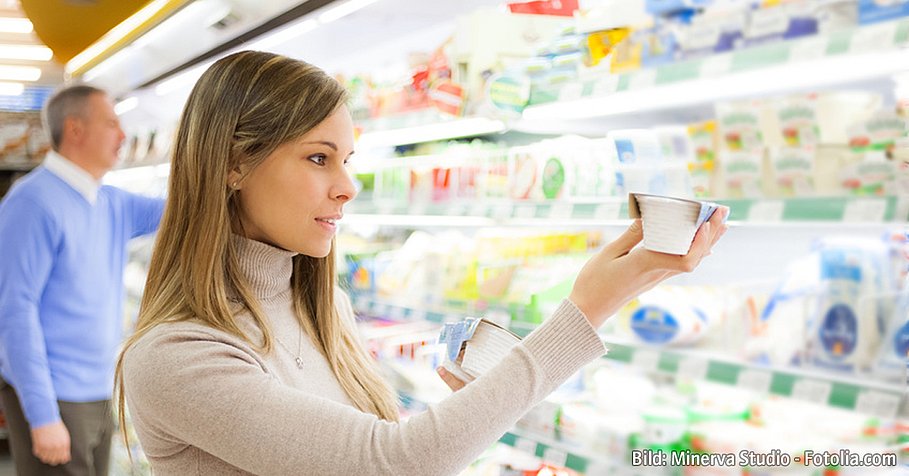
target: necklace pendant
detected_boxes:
[295,357,304,369]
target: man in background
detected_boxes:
[0,85,165,475]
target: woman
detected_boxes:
[117,50,727,475]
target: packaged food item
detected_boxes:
[810,239,889,374]
[629,193,720,256]
[687,120,718,197]
[768,146,816,196]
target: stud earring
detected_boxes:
[231,181,239,189]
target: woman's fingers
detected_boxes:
[436,367,466,392]
[603,219,643,259]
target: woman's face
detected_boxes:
[233,105,357,257]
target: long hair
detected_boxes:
[115,52,400,450]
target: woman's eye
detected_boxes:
[308,154,327,166]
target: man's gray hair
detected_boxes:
[42,85,105,151]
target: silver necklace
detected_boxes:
[274,326,305,369]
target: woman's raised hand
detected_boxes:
[569,207,729,328]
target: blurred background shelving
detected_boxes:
[1,0,909,475]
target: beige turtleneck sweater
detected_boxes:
[122,235,606,475]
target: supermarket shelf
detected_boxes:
[499,430,600,473]
[0,162,38,173]
[523,18,909,120]
[344,196,906,227]
[356,110,507,148]
[600,338,909,419]
[352,296,908,419]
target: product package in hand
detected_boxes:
[438,318,521,382]
[628,193,725,255]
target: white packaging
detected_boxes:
[811,239,888,373]
[629,193,720,255]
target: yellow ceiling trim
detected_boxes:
[66,0,192,77]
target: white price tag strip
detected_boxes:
[468,203,487,217]
[492,203,514,220]
[543,447,568,468]
[374,303,390,317]
[548,202,573,220]
[850,22,897,54]
[737,369,773,394]
[410,202,427,216]
[747,200,784,222]
[677,357,709,381]
[515,204,536,219]
[558,82,583,102]
[632,349,661,373]
[843,199,887,222]
[447,203,467,216]
[592,76,619,97]
[515,437,537,456]
[789,37,828,61]
[377,203,395,215]
[389,306,405,320]
[594,202,622,220]
[792,379,832,405]
[629,69,657,90]
[699,54,732,77]
[855,390,901,418]
[409,309,427,322]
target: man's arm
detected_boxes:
[0,195,61,428]
[123,191,165,238]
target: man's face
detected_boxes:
[77,93,126,173]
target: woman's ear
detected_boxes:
[227,168,243,190]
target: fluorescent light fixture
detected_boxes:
[155,60,213,96]
[357,117,506,148]
[0,18,33,34]
[318,0,380,24]
[132,1,210,49]
[0,45,53,61]
[246,18,319,51]
[66,0,173,75]
[82,46,135,82]
[523,48,909,121]
[115,97,139,115]
[0,81,24,96]
[0,65,41,81]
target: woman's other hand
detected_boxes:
[436,366,466,392]
[570,207,728,328]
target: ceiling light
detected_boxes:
[246,18,318,51]
[115,97,139,115]
[66,0,181,76]
[0,81,24,96]
[0,65,41,82]
[82,46,135,82]
[318,0,380,24]
[0,45,53,61]
[0,18,33,34]
[131,1,210,49]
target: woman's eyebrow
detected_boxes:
[301,140,338,151]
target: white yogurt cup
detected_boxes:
[629,193,720,255]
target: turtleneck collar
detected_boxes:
[231,234,298,303]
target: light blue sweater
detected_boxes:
[0,166,164,427]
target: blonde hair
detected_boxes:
[115,51,400,450]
